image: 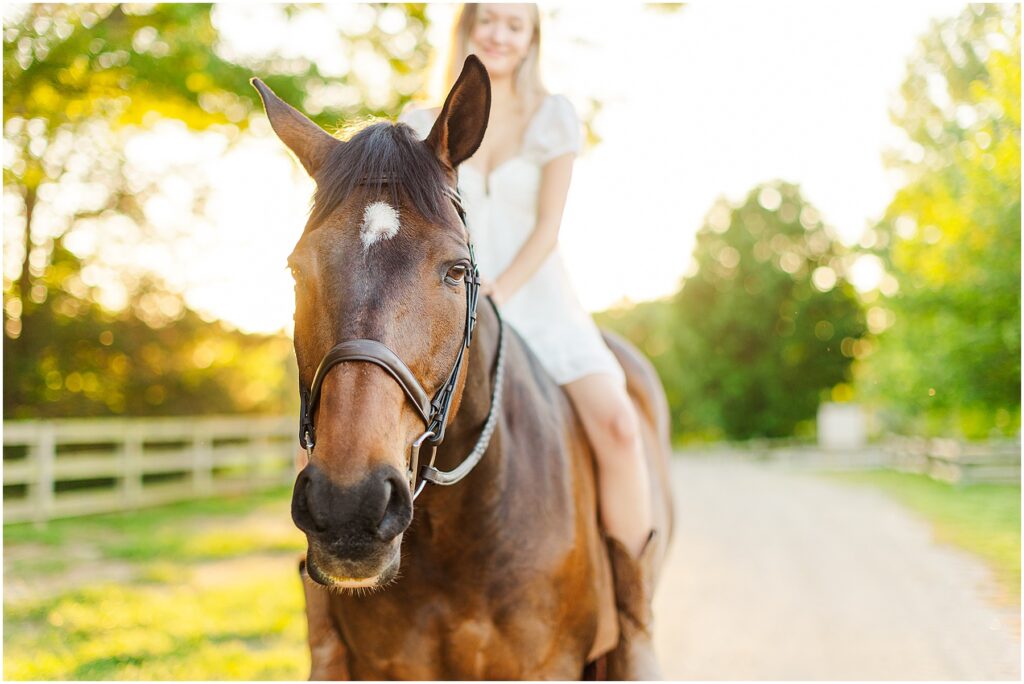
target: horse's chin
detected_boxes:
[305,540,402,592]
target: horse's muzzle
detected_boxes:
[292,462,411,585]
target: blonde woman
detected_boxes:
[400,3,658,671]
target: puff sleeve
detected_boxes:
[524,94,582,165]
[398,103,436,139]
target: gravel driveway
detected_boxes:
[653,455,1020,680]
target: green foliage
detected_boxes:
[830,470,1020,605]
[601,182,866,441]
[3,243,296,418]
[4,3,434,137]
[6,4,252,131]
[2,4,435,418]
[861,5,1021,437]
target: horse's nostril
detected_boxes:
[377,478,393,527]
[292,466,326,535]
[376,471,412,542]
[294,464,410,544]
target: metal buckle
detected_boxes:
[303,429,314,459]
[409,429,436,499]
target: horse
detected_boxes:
[252,56,674,680]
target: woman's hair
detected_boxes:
[439,4,548,113]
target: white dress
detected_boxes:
[400,95,625,386]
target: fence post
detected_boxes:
[34,422,56,526]
[252,432,272,491]
[122,425,143,506]
[193,426,212,497]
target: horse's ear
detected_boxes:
[251,78,340,177]
[426,55,491,170]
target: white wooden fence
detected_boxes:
[884,436,1021,485]
[3,415,297,524]
[686,435,1020,485]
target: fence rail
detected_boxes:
[6,415,1017,524]
[3,415,297,524]
[884,436,1021,485]
[679,435,1020,485]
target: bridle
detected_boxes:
[297,180,506,500]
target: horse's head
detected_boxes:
[253,57,491,590]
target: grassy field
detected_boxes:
[829,470,1021,606]
[3,487,309,680]
[5,467,1019,679]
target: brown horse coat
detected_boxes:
[254,56,674,680]
[304,311,674,680]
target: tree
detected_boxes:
[861,4,1021,437]
[2,242,295,419]
[602,182,867,441]
[675,182,866,439]
[3,3,433,326]
[2,3,435,417]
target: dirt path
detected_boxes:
[653,455,1020,680]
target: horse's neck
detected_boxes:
[415,300,507,526]
[408,300,581,571]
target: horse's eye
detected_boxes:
[444,264,467,286]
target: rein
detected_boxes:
[297,182,506,499]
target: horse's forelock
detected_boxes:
[308,122,450,232]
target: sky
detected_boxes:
[68,1,971,335]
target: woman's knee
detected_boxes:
[604,402,640,449]
[567,375,641,455]
[586,393,640,455]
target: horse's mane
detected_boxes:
[308,121,450,230]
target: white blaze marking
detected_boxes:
[360,201,400,249]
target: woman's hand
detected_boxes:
[480,277,506,307]
[483,153,574,306]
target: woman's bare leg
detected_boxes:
[563,373,652,557]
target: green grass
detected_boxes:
[4,487,309,680]
[4,486,296,556]
[5,573,306,680]
[828,469,1020,605]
